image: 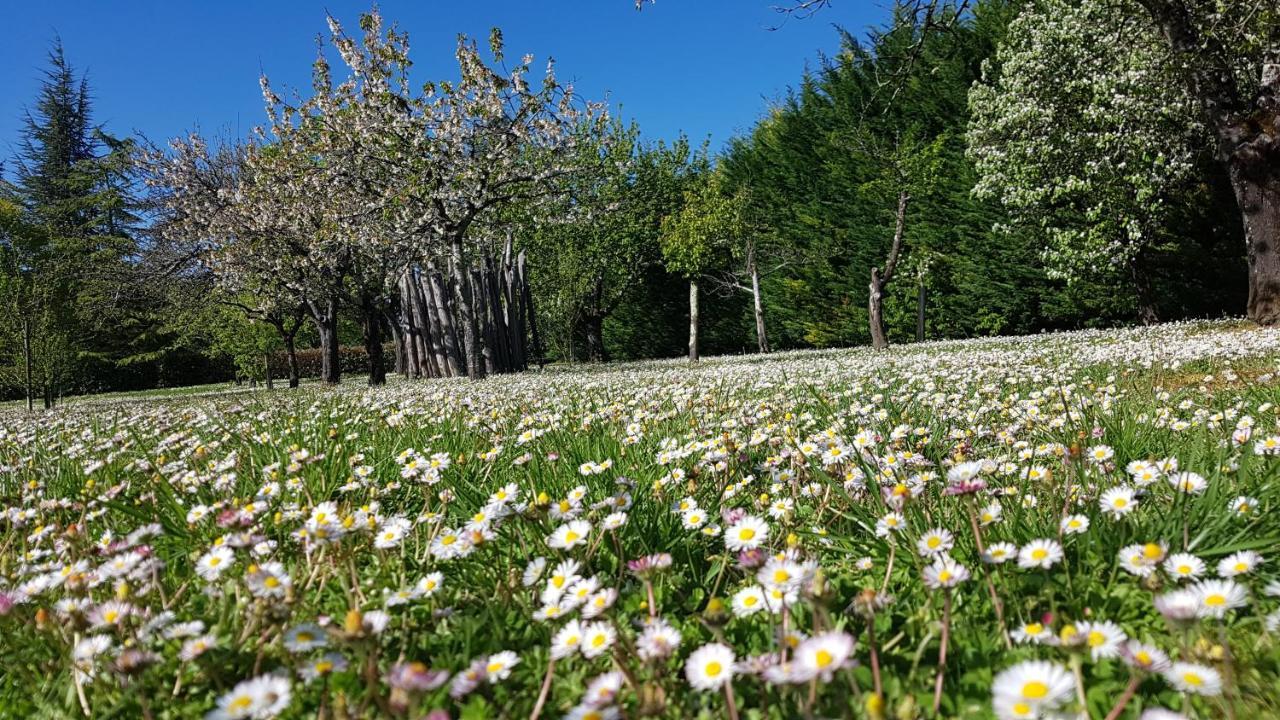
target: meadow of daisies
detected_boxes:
[2,321,1280,720]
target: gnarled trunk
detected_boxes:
[308,296,341,385]
[1232,168,1280,325]
[450,237,484,380]
[870,191,910,350]
[583,313,606,362]
[869,268,888,351]
[283,333,300,388]
[361,294,387,387]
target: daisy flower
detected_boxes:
[283,624,328,653]
[522,557,547,587]
[731,586,768,618]
[1099,486,1137,517]
[196,546,235,581]
[637,619,682,661]
[1217,550,1262,578]
[484,651,520,682]
[299,653,348,683]
[681,508,707,529]
[551,620,584,659]
[1017,539,1064,569]
[684,642,736,691]
[580,622,616,659]
[1059,514,1089,535]
[1228,495,1259,517]
[1167,471,1207,495]
[1163,662,1222,695]
[1011,621,1053,645]
[416,572,443,597]
[724,515,769,551]
[1163,552,1205,582]
[983,542,1018,564]
[207,674,292,719]
[875,512,905,536]
[922,556,970,589]
[1076,620,1126,660]
[793,631,854,681]
[1121,641,1170,673]
[916,528,954,557]
[1192,578,1248,618]
[548,520,592,550]
[991,660,1074,718]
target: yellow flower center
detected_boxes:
[1183,672,1202,686]
[564,531,580,543]
[1021,681,1049,699]
[815,649,833,668]
[705,661,722,677]
[1204,594,1225,606]
[1031,549,1048,561]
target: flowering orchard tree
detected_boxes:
[276,13,607,380]
[1132,0,1279,325]
[967,0,1202,324]
[152,8,604,384]
[142,135,343,383]
[659,163,736,364]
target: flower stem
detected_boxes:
[1103,675,1140,720]
[529,657,555,720]
[932,590,952,715]
[724,682,740,720]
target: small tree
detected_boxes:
[660,164,736,363]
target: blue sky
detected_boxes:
[0,1,886,162]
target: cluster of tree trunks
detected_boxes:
[394,243,541,380]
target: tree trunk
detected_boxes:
[21,317,33,412]
[309,297,341,385]
[284,332,301,388]
[362,295,387,387]
[450,237,484,380]
[1136,0,1279,323]
[916,277,927,342]
[474,266,497,376]
[1231,169,1280,325]
[264,354,274,390]
[583,277,607,362]
[1130,253,1160,326]
[688,278,700,363]
[749,255,769,354]
[519,251,544,368]
[870,191,910,351]
[427,266,463,377]
[869,269,888,351]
